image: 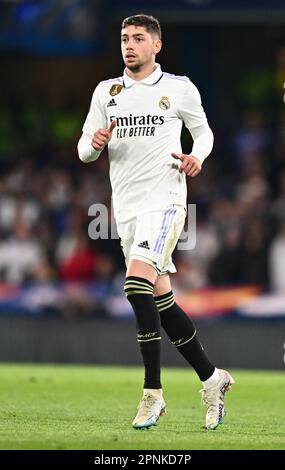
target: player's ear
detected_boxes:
[154,39,162,54]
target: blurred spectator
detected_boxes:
[238,217,269,286]
[0,191,41,233]
[209,198,241,235]
[0,219,49,284]
[58,230,97,282]
[172,257,207,291]
[47,169,72,211]
[95,253,115,282]
[232,110,270,172]
[235,154,270,218]
[182,214,220,286]
[210,227,242,285]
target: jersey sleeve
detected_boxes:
[78,82,107,163]
[178,79,208,130]
[82,82,107,135]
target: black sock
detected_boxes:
[125,276,162,389]
[155,291,215,381]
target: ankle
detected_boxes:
[143,388,163,398]
[202,368,220,389]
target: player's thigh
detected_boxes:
[153,274,171,297]
[126,258,158,283]
[117,217,157,284]
[117,217,158,283]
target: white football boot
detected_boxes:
[200,369,235,430]
[132,390,166,429]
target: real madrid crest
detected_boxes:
[159,96,170,110]
[109,84,123,96]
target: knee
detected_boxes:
[154,291,174,313]
[124,276,154,300]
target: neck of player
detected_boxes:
[126,62,156,82]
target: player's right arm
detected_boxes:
[91,120,116,151]
[78,83,116,163]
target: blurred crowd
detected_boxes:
[175,106,285,293]
[0,105,284,294]
[0,151,125,286]
[0,46,284,295]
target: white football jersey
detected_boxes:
[82,63,212,222]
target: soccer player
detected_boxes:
[78,14,234,430]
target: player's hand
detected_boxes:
[91,120,117,151]
[171,153,202,177]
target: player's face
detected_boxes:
[121,25,161,72]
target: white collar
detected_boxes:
[123,63,163,88]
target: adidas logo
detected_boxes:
[107,98,117,107]
[138,240,150,249]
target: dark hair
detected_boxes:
[121,14,161,40]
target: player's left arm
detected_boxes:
[172,80,214,177]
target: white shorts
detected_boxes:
[116,204,186,274]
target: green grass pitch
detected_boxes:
[0,363,284,450]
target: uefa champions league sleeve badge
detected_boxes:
[109,84,124,96]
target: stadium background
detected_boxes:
[0,0,285,370]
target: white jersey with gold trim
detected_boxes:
[80,63,213,222]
